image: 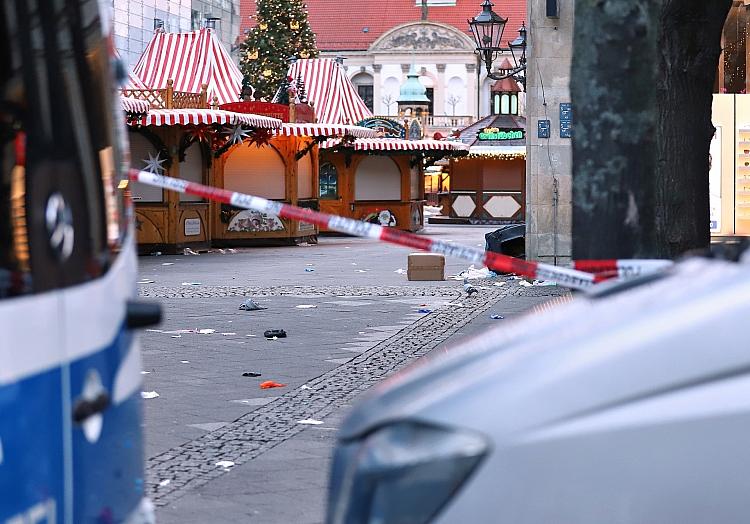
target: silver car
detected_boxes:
[326,257,750,523]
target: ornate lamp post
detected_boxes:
[468,1,527,88]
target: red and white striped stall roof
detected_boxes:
[132,28,243,106]
[320,138,469,152]
[120,96,150,114]
[133,109,282,128]
[286,59,373,126]
[277,123,377,138]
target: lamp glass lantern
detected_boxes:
[468,0,508,58]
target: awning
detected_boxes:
[285,59,373,125]
[277,123,377,138]
[321,138,469,152]
[131,109,282,128]
[132,28,243,106]
[121,96,150,114]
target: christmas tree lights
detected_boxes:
[239,0,319,100]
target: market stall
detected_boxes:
[287,58,468,232]
[123,28,283,253]
[433,112,526,225]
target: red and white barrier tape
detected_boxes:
[130,170,604,290]
[573,259,674,279]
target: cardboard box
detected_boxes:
[407,253,445,281]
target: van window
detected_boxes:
[0,0,127,298]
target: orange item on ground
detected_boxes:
[260,381,286,389]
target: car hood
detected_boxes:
[338,257,750,441]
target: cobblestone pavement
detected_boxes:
[136,225,570,522]
[144,287,509,505]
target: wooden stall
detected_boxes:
[320,138,467,231]
[123,28,284,253]
[433,114,526,225]
[284,59,468,233]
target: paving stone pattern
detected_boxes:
[145,286,511,506]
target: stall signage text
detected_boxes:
[478,128,524,141]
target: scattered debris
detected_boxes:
[145,329,163,333]
[215,460,235,470]
[161,262,174,266]
[198,329,216,334]
[295,304,317,309]
[297,419,324,425]
[463,279,479,296]
[263,329,287,339]
[181,282,201,286]
[452,265,497,281]
[141,391,159,399]
[351,262,357,266]
[491,314,505,320]
[158,479,171,487]
[304,268,315,272]
[394,268,407,274]
[221,332,237,336]
[138,279,155,284]
[171,335,181,339]
[519,280,533,287]
[242,372,262,377]
[180,361,190,364]
[246,334,257,338]
[417,308,432,314]
[183,248,200,256]
[300,385,311,390]
[239,298,267,311]
[259,381,286,389]
[150,251,162,256]
[533,280,557,287]
[493,282,507,287]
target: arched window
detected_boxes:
[319,162,339,200]
[501,94,510,114]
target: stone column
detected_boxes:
[435,63,446,116]
[373,64,382,115]
[465,63,478,119]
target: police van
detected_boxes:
[0,0,159,522]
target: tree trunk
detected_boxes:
[571,1,661,259]
[655,0,732,258]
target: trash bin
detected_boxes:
[485,224,525,258]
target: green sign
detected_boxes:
[478,127,524,141]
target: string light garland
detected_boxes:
[238,0,319,100]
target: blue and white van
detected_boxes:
[0,0,159,522]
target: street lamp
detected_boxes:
[468,1,527,88]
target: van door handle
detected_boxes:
[126,300,162,329]
[72,392,110,423]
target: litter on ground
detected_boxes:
[221,332,237,336]
[141,391,159,399]
[304,268,315,272]
[297,419,324,425]
[295,305,317,309]
[491,314,505,320]
[394,268,407,274]
[452,265,497,281]
[260,381,286,389]
[181,282,201,286]
[158,479,171,487]
[183,248,199,256]
[215,461,235,470]
[239,298,267,311]
[418,308,432,314]
[242,372,262,377]
[198,329,216,334]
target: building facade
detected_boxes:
[525,0,574,264]
[240,0,527,134]
[112,0,240,69]
[525,0,750,263]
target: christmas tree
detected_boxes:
[239,0,319,101]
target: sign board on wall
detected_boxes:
[709,126,722,232]
[560,103,573,138]
[184,218,201,236]
[478,128,524,141]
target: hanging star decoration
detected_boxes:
[226,124,251,145]
[142,151,167,174]
[189,125,212,144]
[249,128,274,148]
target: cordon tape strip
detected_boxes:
[129,170,672,291]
